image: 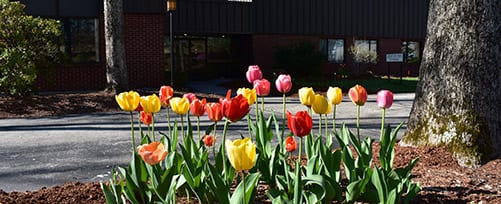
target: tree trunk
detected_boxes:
[104,0,128,93]
[401,0,501,168]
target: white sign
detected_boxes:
[386,53,404,62]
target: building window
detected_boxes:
[320,39,344,63]
[60,18,99,63]
[402,41,420,63]
[350,40,378,64]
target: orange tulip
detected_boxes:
[136,142,167,165]
[159,85,174,107]
[348,84,368,106]
[205,102,223,122]
[285,136,297,152]
[140,111,153,125]
[190,98,206,117]
[203,135,216,147]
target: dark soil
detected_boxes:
[0,91,499,203]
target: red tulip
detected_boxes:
[246,65,262,83]
[190,98,206,117]
[348,84,368,106]
[275,74,292,93]
[285,136,297,152]
[183,93,198,103]
[376,90,394,109]
[136,142,168,165]
[220,90,249,122]
[203,135,216,147]
[205,102,223,122]
[159,86,174,107]
[253,78,271,96]
[287,111,313,137]
[140,111,153,125]
[135,103,143,112]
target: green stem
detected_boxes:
[222,120,230,174]
[166,108,172,140]
[181,114,185,139]
[129,112,136,151]
[255,102,259,124]
[357,105,361,141]
[197,116,201,143]
[137,112,142,139]
[213,121,217,163]
[261,97,265,114]
[324,114,328,143]
[332,105,337,134]
[247,114,253,140]
[380,108,386,140]
[152,113,157,141]
[294,137,303,204]
[318,115,322,141]
[242,172,246,204]
[281,93,286,143]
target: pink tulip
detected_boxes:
[253,79,271,96]
[275,74,292,93]
[246,65,262,83]
[376,90,394,109]
[183,92,198,103]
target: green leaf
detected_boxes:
[371,167,387,203]
[230,172,261,204]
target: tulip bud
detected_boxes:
[140,111,153,125]
[348,84,368,106]
[376,90,394,109]
[253,78,271,96]
[159,86,174,107]
[140,94,162,113]
[183,93,198,103]
[287,111,313,137]
[298,87,316,107]
[312,94,331,115]
[237,88,257,105]
[226,138,256,171]
[327,87,343,105]
[275,74,292,93]
[170,97,190,115]
[246,65,262,83]
[205,102,223,122]
[115,91,140,111]
[203,135,216,147]
[190,98,206,116]
[285,136,297,152]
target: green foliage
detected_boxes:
[273,41,326,76]
[0,0,61,95]
[102,94,420,204]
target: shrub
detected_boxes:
[0,0,61,96]
[273,41,326,76]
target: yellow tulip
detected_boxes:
[327,87,343,105]
[298,87,315,107]
[237,88,257,105]
[312,94,331,114]
[225,138,256,171]
[140,94,161,113]
[115,91,140,111]
[170,97,190,115]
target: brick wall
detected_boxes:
[36,13,165,92]
[124,14,166,89]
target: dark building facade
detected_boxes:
[19,0,429,91]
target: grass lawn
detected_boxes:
[295,76,418,94]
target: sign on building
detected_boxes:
[386,53,404,62]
